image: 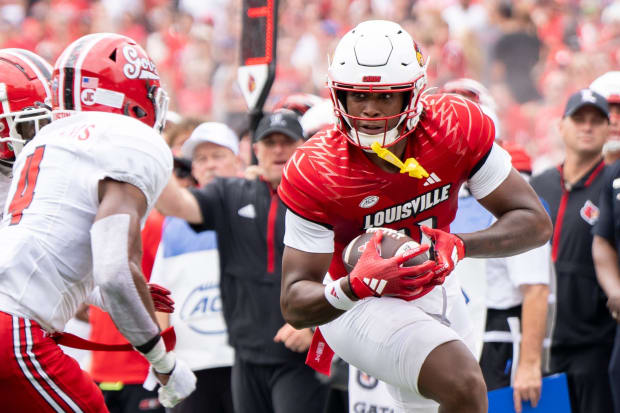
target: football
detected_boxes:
[341,227,431,273]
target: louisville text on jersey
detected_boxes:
[363,184,451,229]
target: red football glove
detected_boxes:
[420,226,466,285]
[149,283,175,313]
[347,230,437,301]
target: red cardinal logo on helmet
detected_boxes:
[414,42,425,67]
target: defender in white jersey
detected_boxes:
[0,48,53,216]
[0,34,195,412]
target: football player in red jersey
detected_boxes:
[278,20,552,412]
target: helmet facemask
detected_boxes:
[149,84,169,134]
[329,76,426,150]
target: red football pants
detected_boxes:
[0,311,108,412]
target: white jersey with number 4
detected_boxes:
[0,112,172,333]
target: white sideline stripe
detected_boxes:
[12,316,63,412]
[23,319,84,412]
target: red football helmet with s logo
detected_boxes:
[51,33,168,132]
[0,48,53,166]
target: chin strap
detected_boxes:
[370,141,429,179]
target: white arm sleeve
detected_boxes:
[506,242,552,287]
[84,286,106,311]
[468,143,512,199]
[284,210,335,253]
[91,214,160,346]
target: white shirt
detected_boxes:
[485,173,551,309]
[486,243,551,309]
[0,112,172,332]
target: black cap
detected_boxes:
[254,111,304,143]
[564,89,610,120]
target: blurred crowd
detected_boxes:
[1,0,619,169]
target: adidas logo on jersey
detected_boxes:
[423,172,441,187]
[363,277,387,295]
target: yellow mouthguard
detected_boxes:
[370,141,429,179]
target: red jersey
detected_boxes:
[278,94,495,280]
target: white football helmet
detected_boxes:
[327,20,428,149]
[590,71,620,104]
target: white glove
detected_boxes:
[143,359,197,408]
